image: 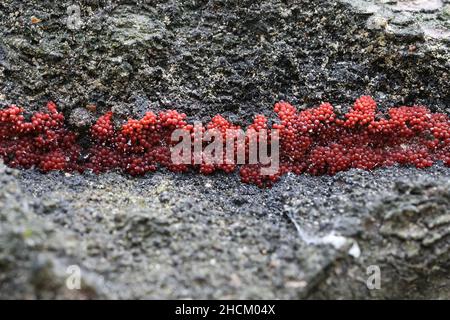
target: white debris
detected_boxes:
[348,241,361,258]
[321,232,348,249]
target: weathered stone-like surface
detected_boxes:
[0,0,449,299]
[1,163,449,299]
[0,0,449,122]
[0,164,104,299]
[344,0,450,40]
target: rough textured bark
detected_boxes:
[0,0,449,299]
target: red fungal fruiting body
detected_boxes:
[0,96,449,188]
[91,111,114,142]
[343,96,376,127]
[0,102,79,173]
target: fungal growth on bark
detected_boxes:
[1,96,449,187]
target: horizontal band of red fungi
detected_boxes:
[0,96,449,188]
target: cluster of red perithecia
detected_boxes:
[0,96,449,188]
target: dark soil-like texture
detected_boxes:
[0,0,449,299]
